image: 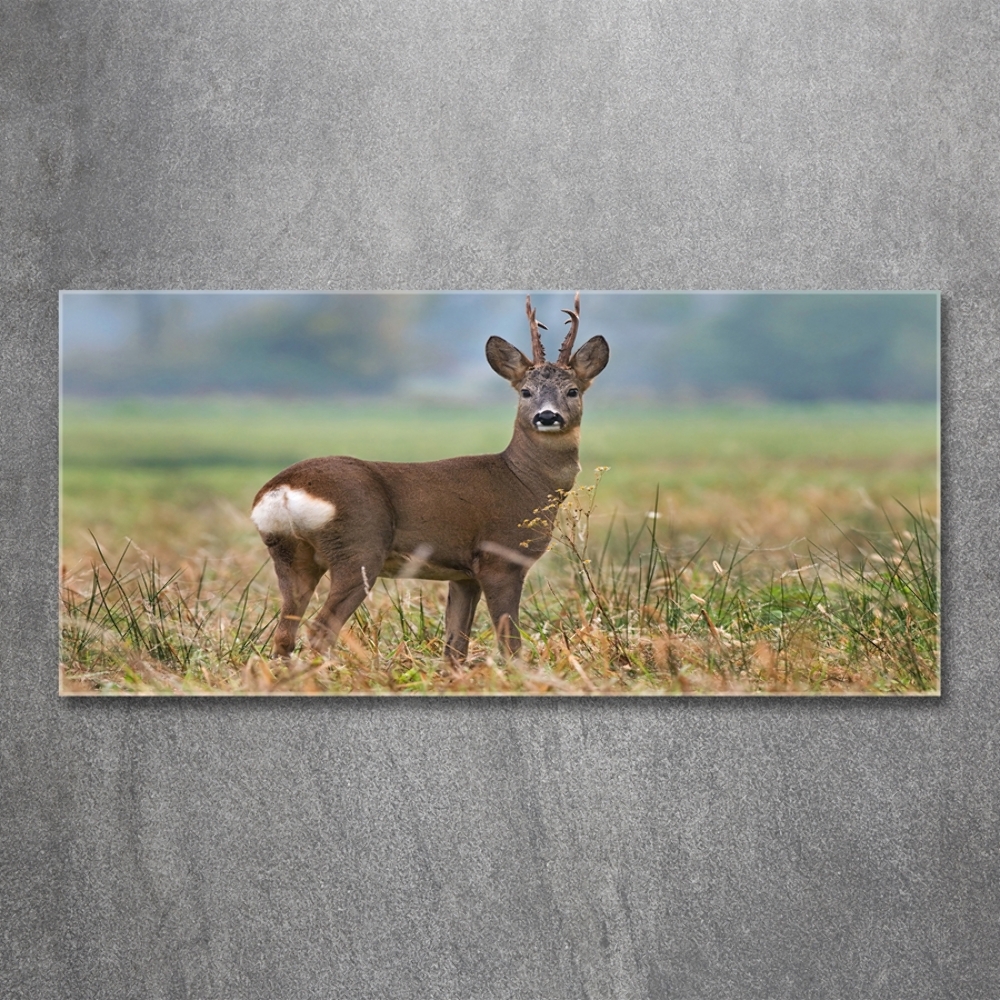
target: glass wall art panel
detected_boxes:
[60,290,939,696]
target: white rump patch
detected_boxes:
[251,486,336,536]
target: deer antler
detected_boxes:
[526,296,547,365]
[557,292,581,366]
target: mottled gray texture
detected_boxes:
[1,2,994,997]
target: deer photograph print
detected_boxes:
[60,291,939,695]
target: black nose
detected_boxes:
[533,410,565,427]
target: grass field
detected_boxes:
[60,398,939,696]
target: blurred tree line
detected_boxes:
[63,294,421,396]
[62,291,937,402]
[645,292,937,402]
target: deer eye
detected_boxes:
[521,388,532,398]
[567,388,579,397]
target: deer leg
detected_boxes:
[479,567,527,659]
[305,582,371,651]
[266,538,325,657]
[306,555,385,651]
[444,579,482,664]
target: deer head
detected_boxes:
[485,293,610,441]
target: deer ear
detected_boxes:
[569,336,609,384]
[486,336,532,384]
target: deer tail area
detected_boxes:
[251,485,336,537]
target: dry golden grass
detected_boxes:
[60,474,938,697]
[60,401,938,696]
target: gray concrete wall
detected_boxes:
[2,3,994,997]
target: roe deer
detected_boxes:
[251,293,609,662]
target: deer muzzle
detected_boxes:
[532,409,566,432]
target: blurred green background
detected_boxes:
[61,291,938,402]
[60,291,939,562]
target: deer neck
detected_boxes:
[502,423,582,501]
